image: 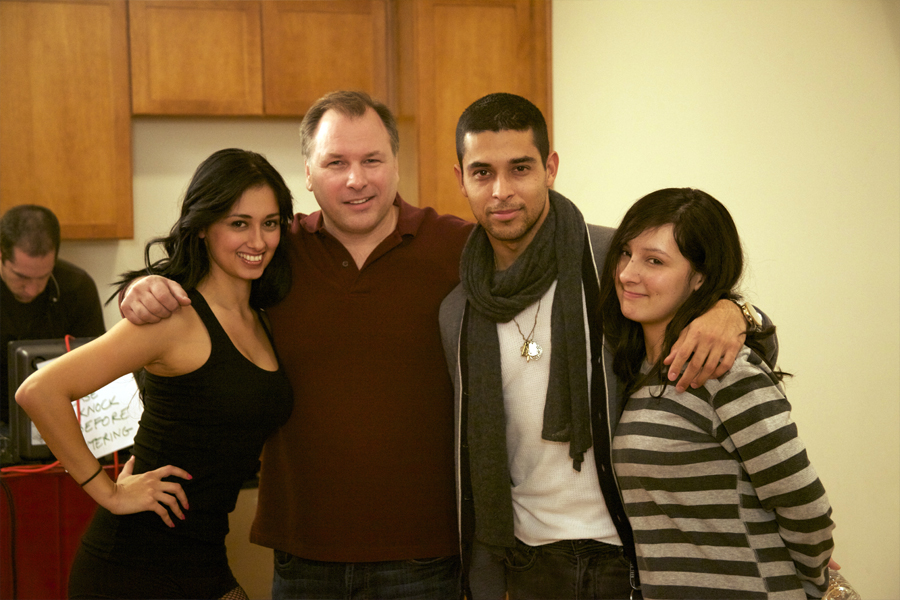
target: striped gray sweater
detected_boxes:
[612,347,834,599]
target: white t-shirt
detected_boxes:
[498,281,622,547]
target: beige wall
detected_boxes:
[552,1,899,598]
[58,1,899,598]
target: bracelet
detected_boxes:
[730,299,762,333]
[739,302,763,333]
[79,465,103,487]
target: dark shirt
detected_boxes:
[1,258,105,422]
[79,289,292,572]
[251,195,474,562]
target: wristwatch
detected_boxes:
[734,300,763,333]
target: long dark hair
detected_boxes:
[113,149,294,308]
[598,187,779,397]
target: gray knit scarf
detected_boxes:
[460,189,592,548]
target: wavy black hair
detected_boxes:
[113,149,293,309]
[598,187,780,397]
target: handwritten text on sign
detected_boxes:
[34,361,143,458]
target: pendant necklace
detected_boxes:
[512,298,543,362]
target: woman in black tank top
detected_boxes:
[16,149,296,599]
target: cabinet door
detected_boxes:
[0,0,133,239]
[411,0,551,220]
[130,0,264,115]
[262,0,389,116]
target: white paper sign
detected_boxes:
[34,361,143,458]
[74,374,143,457]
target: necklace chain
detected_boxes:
[512,298,543,362]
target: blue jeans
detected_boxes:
[271,550,461,600]
[504,539,639,600]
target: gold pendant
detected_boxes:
[520,340,543,362]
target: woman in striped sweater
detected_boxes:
[598,188,834,599]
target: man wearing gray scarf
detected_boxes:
[439,94,757,600]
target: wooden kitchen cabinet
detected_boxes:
[1,0,549,239]
[262,1,389,116]
[126,0,549,220]
[0,0,133,239]
[129,1,264,115]
[400,0,551,219]
[129,0,389,117]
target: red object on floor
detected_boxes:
[0,465,108,599]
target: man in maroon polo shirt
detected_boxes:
[120,91,473,599]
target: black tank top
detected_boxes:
[80,289,292,566]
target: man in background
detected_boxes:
[1,204,105,425]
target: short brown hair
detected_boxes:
[299,90,399,159]
[0,204,60,262]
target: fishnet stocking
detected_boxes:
[219,585,249,600]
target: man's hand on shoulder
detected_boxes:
[120,276,190,325]
[663,299,746,392]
